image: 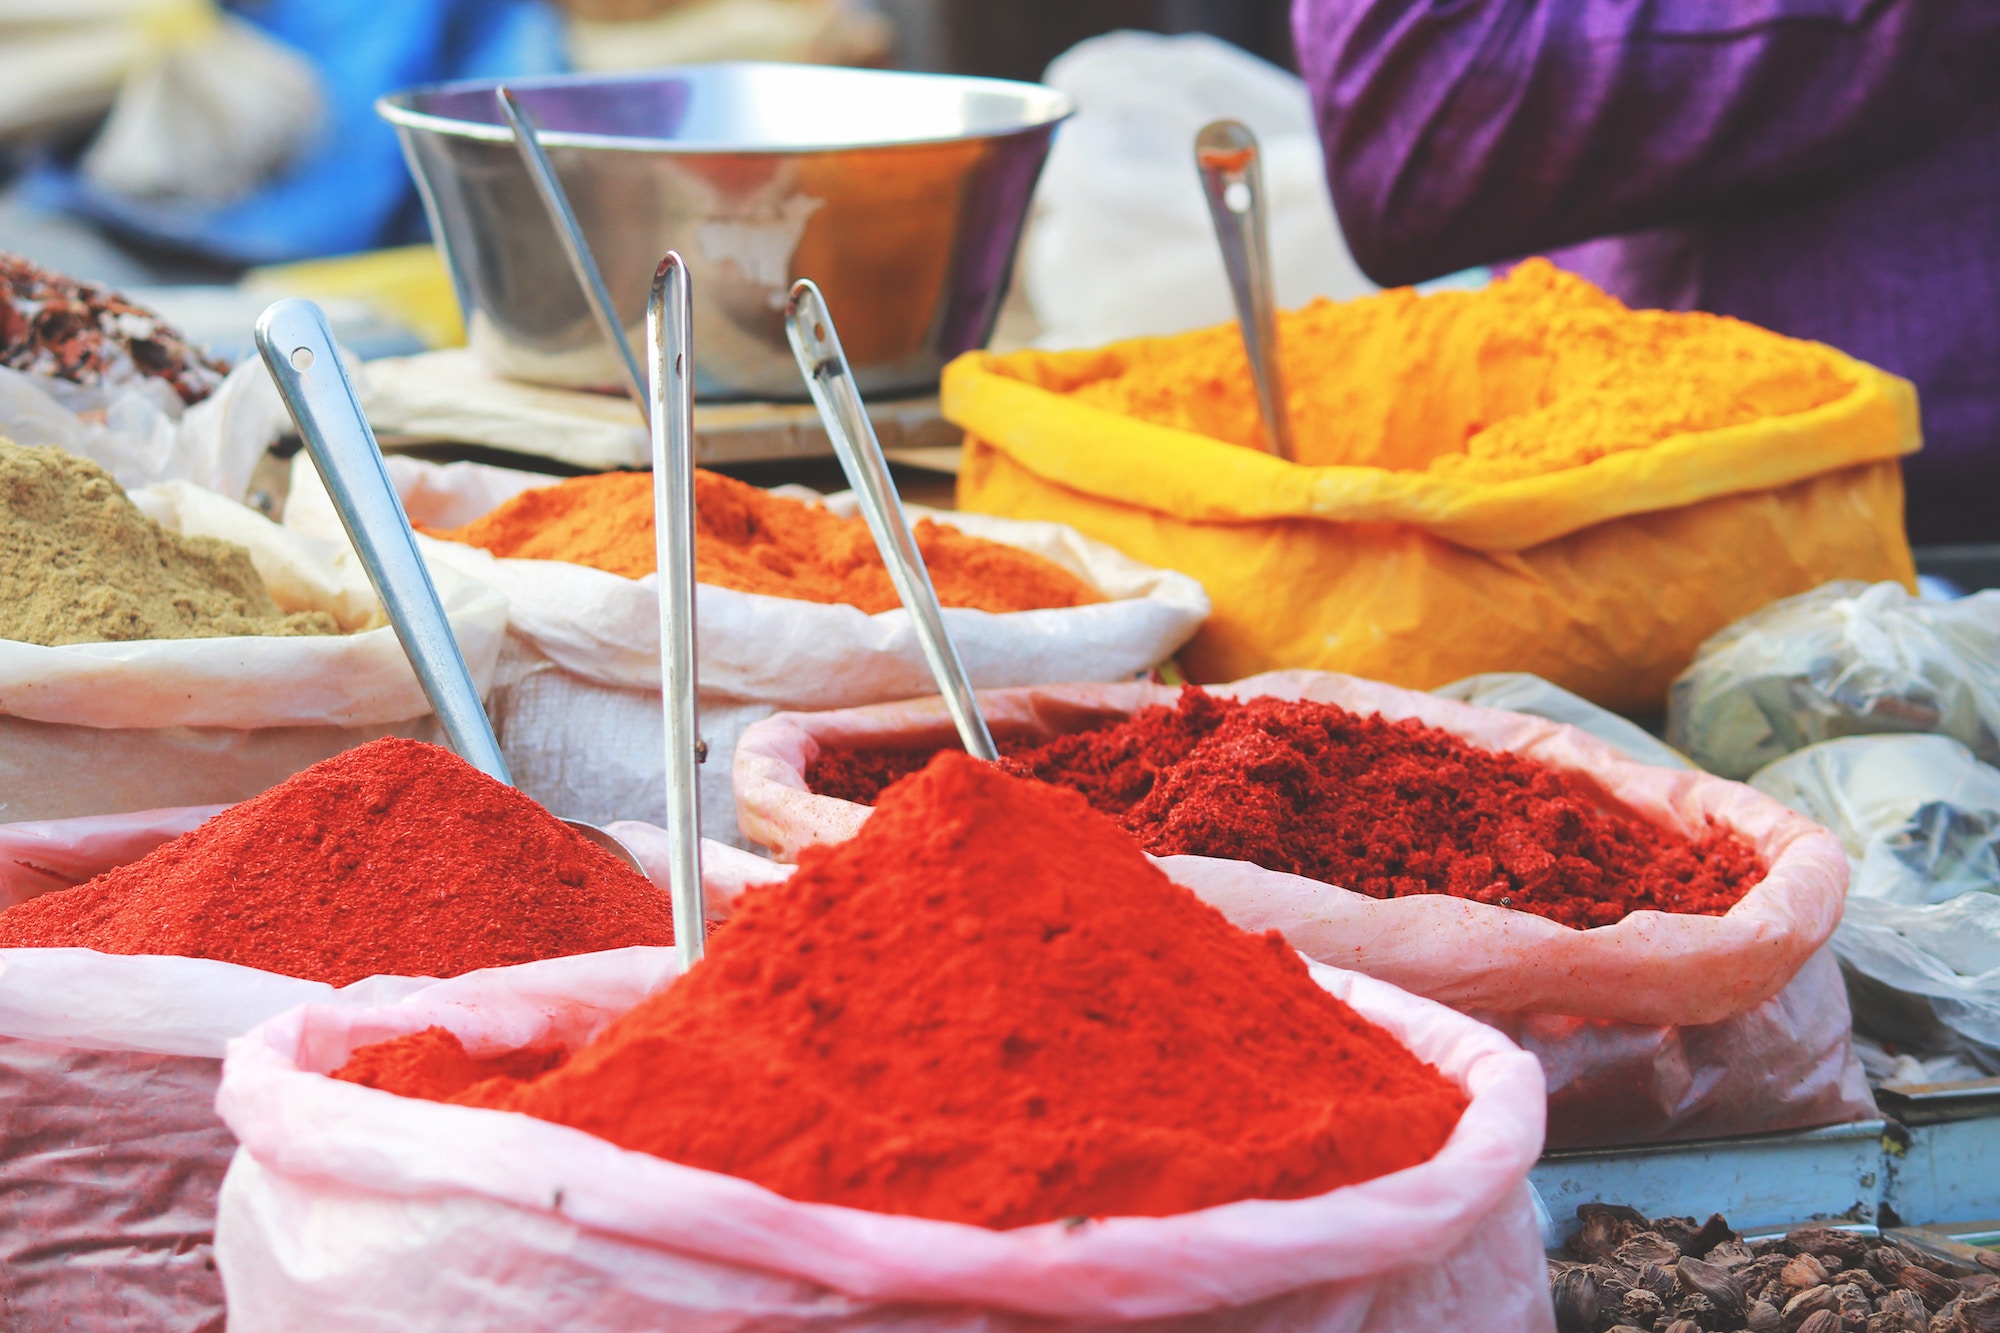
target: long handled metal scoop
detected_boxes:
[254,298,645,874]
[646,254,706,969]
[783,280,998,762]
[1195,119,1295,462]
[497,85,649,422]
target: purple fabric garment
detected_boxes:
[1293,0,2000,543]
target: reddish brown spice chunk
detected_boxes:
[806,689,1763,930]
[335,753,1467,1229]
[0,738,674,984]
[0,252,228,403]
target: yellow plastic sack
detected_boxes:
[944,332,1920,712]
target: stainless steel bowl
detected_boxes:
[379,63,1072,402]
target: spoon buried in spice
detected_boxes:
[1194,119,1295,463]
[252,299,647,876]
[645,253,707,970]
[783,280,999,761]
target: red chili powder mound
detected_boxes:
[331,1026,567,1108]
[806,690,1763,929]
[333,752,1468,1228]
[0,738,674,984]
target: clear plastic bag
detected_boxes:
[1433,672,1691,771]
[1751,734,2000,1064]
[1667,580,2000,780]
[1022,30,1376,350]
[0,356,295,504]
[214,952,1552,1331]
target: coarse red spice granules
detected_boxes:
[335,753,1468,1227]
[0,252,228,404]
[0,738,674,984]
[806,689,1764,929]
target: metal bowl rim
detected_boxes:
[376,62,1076,156]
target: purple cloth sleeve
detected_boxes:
[1296,0,2000,286]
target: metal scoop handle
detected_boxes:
[497,85,649,421]
[1195,119,1295,462]
[255,299,511,783]
[784,280,997,762]
[647,254,706,970]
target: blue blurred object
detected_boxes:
[23,0,566,267]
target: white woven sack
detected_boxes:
[0,477,506,820]
[285,454,1209,845]
[214,951,1550,1331]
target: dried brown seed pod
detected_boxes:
[1574,1204,1650,1261]
[1785,1257,1834,1293]
[1680,1256,1750,1325]
[1552,1267,1600,1333]
[1899,1267,1963,1311]
[1621,1287,1667,1328]
[1592,1265,1637,1304]
[1620,1234,1687,1270]
[1679,1292,1719,1327]
[1930,1297,1964,1332]
[1980,1253,2000,1276]
[1832,1281,1871,1330]
[1746,1299,1783,1332]
[1797,1311,1843,1333]
[1790,1229,1871,1271]
[1787,1284,1841,1325]
[1638,1260,1680,1302]
[1655,1216,1703,1248]
[1965,1276,2000,1297]
[1664,1321,1703,1333]
[1838,1269,1886,1299]
[1960,1290,2000,1333]
[1868,1249,1914,1286]
[1886,1238,1956,1276]
[1688,1214,1740,1259]
[1879,1290,1927,1322]
[1708,1241,1758,1271]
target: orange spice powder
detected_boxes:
[1068,258,1859,482]
[429,468,1102,615]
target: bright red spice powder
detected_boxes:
[331,1026,567,1107]
[0,738,674,984]
[806,689,1763,929]
[335,752,1468,1228]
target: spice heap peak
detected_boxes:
[0,738,674,984]
[0,439,337,647]
[428,467,1102,614]
[809,689,1764,929]
[1070,258,1857,482]
[337,752,1468,1228]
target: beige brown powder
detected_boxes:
[0,439,338,646]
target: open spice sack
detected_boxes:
[943,260,1918,711]
[214,753,1552,1332]
[0,440,507,820]
[285,453,1208,846]
[735,669,1874,1148]
[0,253,295,505]
[0,737,774,1331]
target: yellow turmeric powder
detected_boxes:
[1069,258,1859,483]
[429,468,1102,615]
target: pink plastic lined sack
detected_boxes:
[0,804,770,1331]
[213,952,1552,1332]
[733,670,1874,1146]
